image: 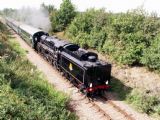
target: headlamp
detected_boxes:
[106,81,108,85]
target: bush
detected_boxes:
[67,8,160,67]
[127,90,160,115]
[103,11,160,65]
[67,9,109,50]
[155,105,160,115]
[141,34,160,71]
[73,32,90,49]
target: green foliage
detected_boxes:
[103,11,160,65]
[73,32,90,49]
[0,22,77,120]
[67,9,108,50]
[67,8,160,67]
[50,11,63,32]
[0,58,77,120]
[141,34,160,71]
[109,77,160,116]
[155,105,160,115]
[127,90,160,115]
[51,0,76,32]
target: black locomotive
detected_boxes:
[6,18,112,97]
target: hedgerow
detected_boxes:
[66,8,160,69]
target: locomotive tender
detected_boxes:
[6,18,112,97]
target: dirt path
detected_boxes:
[11,31,154,120]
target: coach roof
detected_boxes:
[19,24,43,36]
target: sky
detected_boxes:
[0,0,160,14]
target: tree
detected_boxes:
[59,0,76,28]
[41,3,56,14]
[51,0,76,32]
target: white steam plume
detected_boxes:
[13,7,51,32]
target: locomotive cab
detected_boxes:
[86,65,111,85]
[84,64,111,95]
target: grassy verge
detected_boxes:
[126,90,160,116]
[0,22,77,119]
[110,77,160,118]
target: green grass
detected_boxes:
[126,90,160,116]
[0,22,77,120]
[8,38,26,56]
[110,77,160,118]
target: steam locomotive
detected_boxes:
[6,18,112,97]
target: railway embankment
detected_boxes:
[0,21,77,120]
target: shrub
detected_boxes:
[67,9,109,50]
[67,8,160,67]
[141,34,160,71]
[102,11,160,65]
[74,32,90,49]
[155,105,160,115]
[126,89,160,114]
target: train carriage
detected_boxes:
[6,17,48,48]
[18,24,48,48]
[6,18,20,33]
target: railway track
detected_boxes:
[75,92,135,120]
[62,75,135,120]
[18,37,136,120]
[79,94,112,120]
[43,56,135,120]
[101,96,135,120]
[61,75,112,120]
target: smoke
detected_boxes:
[12,7,51,32]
